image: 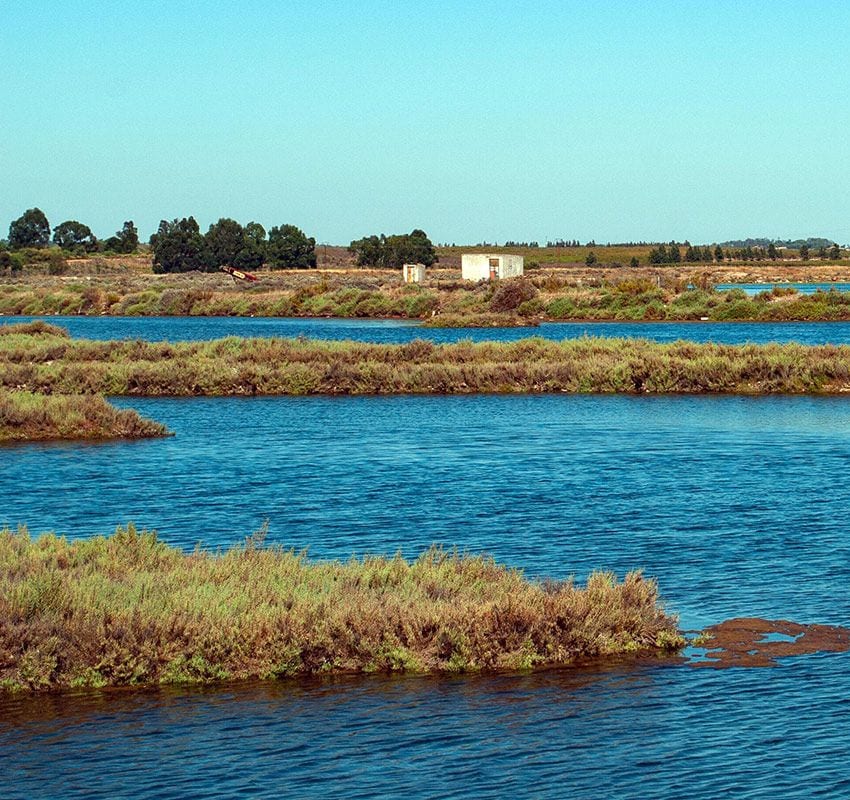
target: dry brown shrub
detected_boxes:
[489,278,538,312]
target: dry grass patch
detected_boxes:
[0,525,683,692]
[0,391,170,442]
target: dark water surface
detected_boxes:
[3,394,850,797]
[8,313,850,344]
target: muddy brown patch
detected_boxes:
[690,617,850,668]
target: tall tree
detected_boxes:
[799,244,809,261]
[714,245,724,262]
[205,218,246,268]
[383,229,437,268]
[8,208,50,249]
[117,221,139,253]
[53,220,98,252]
[150,217,210,273]
[235,222,267,270]
[648,244,668,264]
[101,221,138,253]
[267,224,316,269]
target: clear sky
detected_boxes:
[2,1,849,245]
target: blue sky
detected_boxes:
[2,1,849,245]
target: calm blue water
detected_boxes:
[3,394,850,797]
[717,282,850,296]
[7,313,850,344]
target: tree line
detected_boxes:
[348,229,437,268]
[150,218,315,273]
[647,240,843,264]
[1,208,318,273]
[4,208,139,255]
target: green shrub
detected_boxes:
[518,298,544,317]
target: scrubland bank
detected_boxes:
[0,527,683,692]
[8,274,850,322]
[6,322,850,397]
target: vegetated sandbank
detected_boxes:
[8,266,850,323]
[6,321,850,396]
[0,390,170,443]
[0,525,684,693]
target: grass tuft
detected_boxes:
[0,390,171,442]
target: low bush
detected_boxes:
[489,279,538,312]
[0,390,170,442]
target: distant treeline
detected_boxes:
[2,208,140,255]
[2,208,445,273]
[0,208,319,273]
[3,207,846,273]
[647,240,843,264]
[721,237,839,250]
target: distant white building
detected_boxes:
[402,263,426,283]
[461,253,524,281]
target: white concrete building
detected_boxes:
[461,253,524,281]
[402,263,426,283]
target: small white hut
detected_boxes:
[402,263,426,283]
[461,253,524,281]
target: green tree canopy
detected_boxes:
[205,218,246,268]
[349,229,437,268]
[115,221,139,253]
[205,218,266,271]
[349,235,384,267]
[267,224,316,269]
[648,244,668,264]
[385,229,436,268]
[53,220,98,252]
[103,222,142,254]
[150,217,210,273]
[8,208,50,249]
[244,222,266,247]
